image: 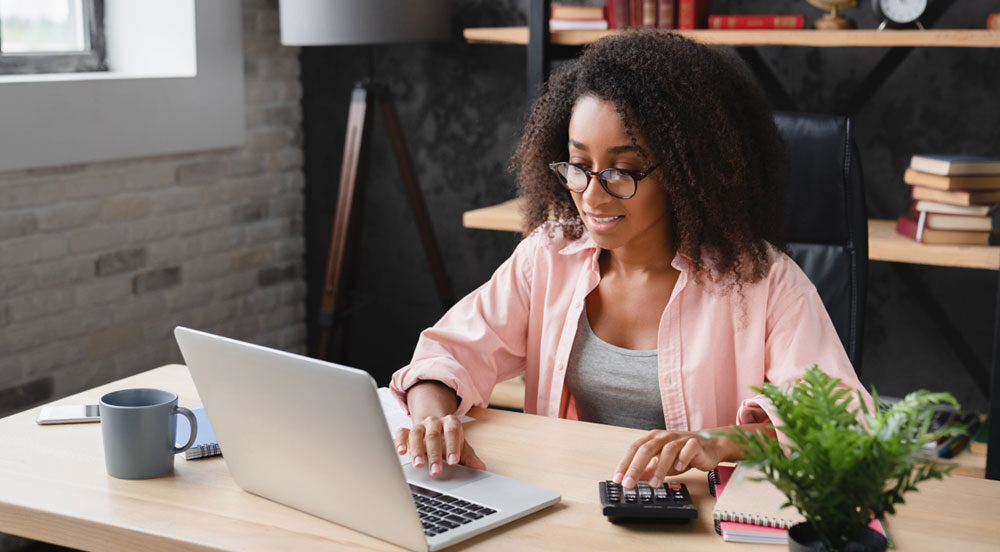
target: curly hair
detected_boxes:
[510,30,785,287]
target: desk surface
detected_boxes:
[2,365,999,551]
[462,198,1000,271]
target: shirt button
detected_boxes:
[557,362,564,371]
[573,301,581,309]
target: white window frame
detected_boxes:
[0,0,108,75]
[0,0,244,173]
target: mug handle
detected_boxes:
[171,406,199,454]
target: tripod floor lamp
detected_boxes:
[279,0,454,360]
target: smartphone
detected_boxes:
[35,404,101,425]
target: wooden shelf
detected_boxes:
[868,219,1000,271]
[463,199,1000,271]
[464,27,1000,48]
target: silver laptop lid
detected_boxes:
[174,326,427,552]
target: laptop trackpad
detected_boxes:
[403,461,490,493]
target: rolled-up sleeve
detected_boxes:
[390,236,537,417]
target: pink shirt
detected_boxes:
[391,224,870,431]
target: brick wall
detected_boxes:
[0,0,306,418]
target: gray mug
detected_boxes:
[99,388,198,479]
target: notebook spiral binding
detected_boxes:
[707,468,720,497]
[185,442,222,460]
[712,509,793,529]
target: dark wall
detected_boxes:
[301,0,1000,412]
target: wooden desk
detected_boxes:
[2,366,999,550]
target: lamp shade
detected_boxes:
[278,0,450,46]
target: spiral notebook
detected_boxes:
[174,407,221,460]
[708,464,887,545]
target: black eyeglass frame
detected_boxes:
[548,161,659,200]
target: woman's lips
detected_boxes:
[586,213,623,232]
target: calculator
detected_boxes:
[598,480,698,522]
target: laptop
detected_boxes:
[174,326,561,551]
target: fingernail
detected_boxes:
[649,476,661,488]
[622,475,635,488]
[413,456,424,468]
[448,454,458,465]
[396,445,406,454]
[613,472,623,484]
[674,460,686,472]
[430,463,441,476]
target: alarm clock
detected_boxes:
[871,0,927,30]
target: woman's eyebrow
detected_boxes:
[568,140,644,156]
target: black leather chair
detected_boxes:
[774,112,867,375]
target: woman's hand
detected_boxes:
[394,415,486,476]
[613,429,729,489]
[393,380,486,476]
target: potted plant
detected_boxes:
[721,365,962,552]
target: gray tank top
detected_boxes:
[564,308,666,430]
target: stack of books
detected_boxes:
[896,154,1000,245]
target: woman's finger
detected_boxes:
[442,416,464,466]
[423,418,445,476]
[394,428,410,455]
[675,437,714,472]
[408,423,427,468]
[613,434,650,484]
[623,439,666,488]
[460,440,487,470]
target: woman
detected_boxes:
[390,31,869,490]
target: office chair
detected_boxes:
[774,112,867,375]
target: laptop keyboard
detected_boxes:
[409,483,498,537]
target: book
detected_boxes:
[904,168,1000,191]
[911,185,1000,207]
[923,212,993,232]
[915,200,994,217]
[910,154,1000,176]
[550,19,610,30]
[657,0,675,29]
[677,0,710,29]
[174,407,221,460]
[708,464,886,545]
[988,13,1000,30]
[708,14,804,29]
[896,214,992,245]
[550,2,606,20]
[630,0,643,28]
[642,0,657,28]
[607,0,629,28]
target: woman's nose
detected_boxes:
[581,173,611,206]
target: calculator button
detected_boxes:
[654,487,668,500]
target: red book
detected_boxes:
[708,14,804,29]
[642,0,657,28]
[607,0,630,29]
[677,0,711,29]
[988,13,1000,30]
[657,0,675,29]
[630,0,643,28]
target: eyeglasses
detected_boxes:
[548,161,659,200]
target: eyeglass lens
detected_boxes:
[557,164,635,198]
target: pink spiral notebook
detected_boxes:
[708,464,888,545]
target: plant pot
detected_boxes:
[787,522,888,552]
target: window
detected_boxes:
[0,0,106,75]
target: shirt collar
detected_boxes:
[558,232,693,273]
